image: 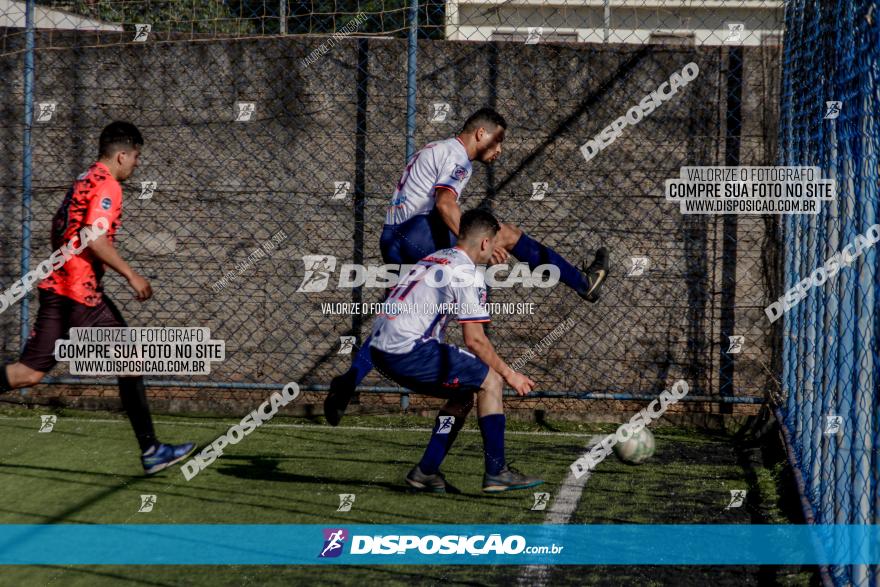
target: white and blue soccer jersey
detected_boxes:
[385,137,473,226]
[370,247,490,355]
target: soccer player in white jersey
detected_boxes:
[370,209,543,493]
[326,107,608,426]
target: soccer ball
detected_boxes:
[612,427,655,464]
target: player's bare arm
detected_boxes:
[88,234,152,301]
[434,187,462,237]
[461,321,535,396]
[435,187,511,265]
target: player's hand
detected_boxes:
[128,273,153,301]
[505,371,535,396]
[490,246,509,265]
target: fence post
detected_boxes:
[405,0,418,161]
[279,0,287,34]
[20,0,35,352]
[719,46,743,408]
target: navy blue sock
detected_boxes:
[345,334,375,386]
[511,232,588,295]
[478,414,506,475]
[418,411,465,474]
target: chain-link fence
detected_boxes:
[777,1,880,586]
[0,1,783,415]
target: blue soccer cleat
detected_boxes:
[142,442,196,475]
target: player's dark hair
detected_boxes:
[459,208,501,242]
[99,121,143,157]
[461,108,507,134]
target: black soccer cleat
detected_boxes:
[482,463,544,494]
[405,465,461,494]
[578,246,610,303]
[324,372,357,426]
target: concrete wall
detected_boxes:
[0,31,781,406]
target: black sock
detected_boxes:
[118,376,157,453]
[0,365,11,393]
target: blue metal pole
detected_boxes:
[20,0,35,351]
[405,0,418,161]
[40,377,767,403]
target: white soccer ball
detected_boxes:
[612,427,655,464]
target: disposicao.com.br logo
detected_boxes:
[317,528,563,558]
[297,255,559,292]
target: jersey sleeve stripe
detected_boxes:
[433,184,459,196]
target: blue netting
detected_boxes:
[779,1,880,584]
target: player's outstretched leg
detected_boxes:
[1,363,193,475]
[476,369,543,494]
[118,376,195,474]
[498,223,609,303]
[406,395,474,494]
[91,297,194,475]
[0,363,45,392]
[324,335,374,426]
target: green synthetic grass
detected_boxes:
[576,427,761,524]
[0,403,812,586]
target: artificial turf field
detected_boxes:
[0,403,814,586]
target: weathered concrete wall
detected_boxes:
[0,31,781,406]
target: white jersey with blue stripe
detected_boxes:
[370,247,490,355]
[384,137,473,226]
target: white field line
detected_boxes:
[0,416,601,438]
[518,436,603,586]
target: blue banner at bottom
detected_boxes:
[0,524,877,565]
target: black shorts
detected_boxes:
[20,289,127,372]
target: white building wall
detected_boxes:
[446,0,784,45]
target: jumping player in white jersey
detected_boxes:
[370,209,543,493]
[325,107,609,427]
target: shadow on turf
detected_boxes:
[214,455,547,502]
[17,565,178,587]
[216,455,431,495]
[0,458,538,530]
[0,462,143,524]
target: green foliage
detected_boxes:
[36,0,446,38]
[39,0,256,34]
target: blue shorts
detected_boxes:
[380,209,457,265]
[371,339,489,398]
